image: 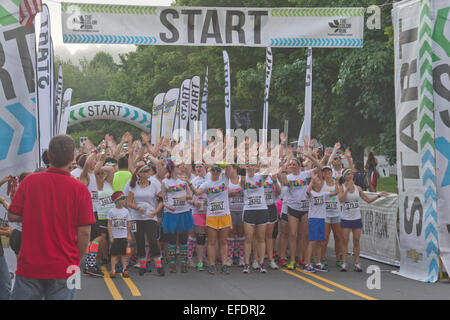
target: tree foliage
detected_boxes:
[60,0,397,165]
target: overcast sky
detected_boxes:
[36,0,173,59]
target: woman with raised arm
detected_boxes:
[227,164,245,267]
[127,164,165,276]
[338,169,389,272]
[279,144,322,271]
[187,164,232,275]
[160,159,194,274]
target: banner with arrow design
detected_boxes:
[61,3,364,48]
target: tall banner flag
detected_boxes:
[19,0,42,27]
[62,4,365,48]
[36,4,52,164]
[161,88,179,140]
[200,67,209,146]
[262,47,273,145]
[151,93,165,145]
[0,0,38,274]
[432,1,450,276]
[50,37,55,136]
[298,47,312,147]
[223,50,231,135]
[58,88,72,134]
[55,64,63,134]
[179,78,191,142]
[189,76,201,140]
[392,0,440,282]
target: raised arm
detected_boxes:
[344,148,356,172]
[327,142,340,167]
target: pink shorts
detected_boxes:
[193,213,207,227]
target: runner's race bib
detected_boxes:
[230,196,244,204]
[91,191,98,200]
[248,195,262,207]
[300,200,309,210]
[326,201,338,210]
[265,191,273,202]
[99,197,113,207]
[210,201,225,214]
[112,219,127,229]
[344,200,359,210]
[173,198,186,208]
[130,220,137,233]
[313,196,324,206]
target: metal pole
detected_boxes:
[284,120,289,148]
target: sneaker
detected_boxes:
[243,264,250,274]
[122,270,130,278]
[133,263,140,269]
[181,264,188,273]
[252,260,260,270]
[314,263,328,272]
[321,259,328,267]
[336,259,343,268]
[157,267,165,276]
[221,265,230,274]
[297,259,305,267]
[269,260,279,270]
[238,257,245,267]
[354,264,363,272]
[279,258,288,267]
[208,265,216,275]
[225,259,232,267]
[259,264,267,273]
[197,262,205,272]
[109,271,116,278]
[139,268,146,276]
[87,267,104,277]
[304,264,317,273]
[311,257,317,265]
[287,261,295,270]
[170,264,177,273]
[340,263,347,272]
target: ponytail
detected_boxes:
[130,168,139,189]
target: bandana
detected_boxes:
[343,169,353,178]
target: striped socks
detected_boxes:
[85,241,100,269]
[180,244,188,265]
[167,244,176,265]
[154,256,162,269]
[227,238,235,263]
[187,236,196,263]
[238,237,245,260]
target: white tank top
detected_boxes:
[341,185,361,221]
[243,173,268,211]
[324,181,340,218]
[163,178,190,214]
[308,184,329,219]
[88,173,99,212]
[97,182,114,220]
[191,175,207,214]
[228,176,244,212]
[286,170,312,212]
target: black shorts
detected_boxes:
[98,220,108,234]
[267,204,278,224]
[90,212,100,240]
[287,207,308,221]
[280,212,289,222]
[243,210,268,226]
[110,238,127,256]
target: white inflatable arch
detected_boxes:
[68,101,151,131]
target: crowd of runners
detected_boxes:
[0,130,389,286]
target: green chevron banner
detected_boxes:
[61,3,364,48]
[392,0,450,283]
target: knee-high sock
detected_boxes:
[180,244,188,265]
[238,237,245,259]
[227,238,235,262]
[139,257,147,269]
[86,241,100,268]
[167,244,176,265]
[154,255,162,269]
[187,236,196,262]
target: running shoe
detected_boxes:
[238,257,245,267]
[321,258,328,267]
[279,258,288,267]
[221,265,230,274]
[269,261,279,270]
[87,266,104,277]
[311,257,317,265]
[259,264,267,273]
[122,270,130,278]
[297,259,305,268]
[243,264,250,274]
[354,263,363,272]
[336,259,343,268]
[208,265,216,275]
[197,262,205,272]
[287,260,296,270]
[252,260,260,270]
[109,271,116,278]
[139,268,146,276]
[181,263,188,273]
[304,264,317,273]
[340,263,347,272]
[314,263,328,272]
[170,264,177,273]
[225,259,232,267]
[157,267,165,276]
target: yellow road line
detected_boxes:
[282,269,335,292]
[100,266,123,300]
[295,267,377,300]
[120,274,141,297]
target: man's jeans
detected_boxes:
[11,275,75,300]
[0,255,11,300]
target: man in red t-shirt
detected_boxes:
[8,135,95,300]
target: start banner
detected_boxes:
[61,3,364,48]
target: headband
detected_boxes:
[291,158,302,166]
[114,195,126,203]
[343,169,353,178]
[137,165,150,175]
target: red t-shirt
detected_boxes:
[8,167,95,279]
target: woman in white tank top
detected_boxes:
[338,169,389,272]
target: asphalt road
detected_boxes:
[76,250,450,301]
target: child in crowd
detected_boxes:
[108,191,132,278]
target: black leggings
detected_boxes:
[134,220,160,257]
[166,233,189,246]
